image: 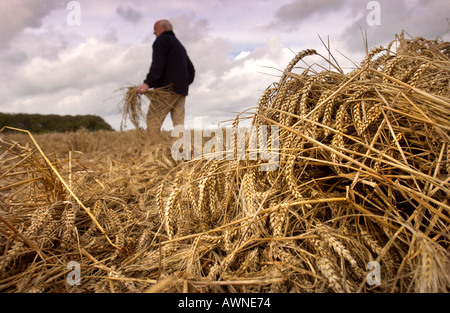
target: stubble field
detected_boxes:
[1,32,449,293]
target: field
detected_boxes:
[1,32,449,293]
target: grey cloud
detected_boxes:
[0,50,28,67]
[116,6,142,24]
[103,28,119,43]
[271,0,350,30]
[341,0,450,51]
[268,0,450,55]
[275,0,347,22]
[0,0,62,44]
[169,13,210,45]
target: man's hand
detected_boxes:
[137,83,149,94]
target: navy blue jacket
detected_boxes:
[144,31,195,96]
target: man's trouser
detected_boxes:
[146,92,185,144]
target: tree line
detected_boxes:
[0,113,113,133]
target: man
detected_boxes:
[137,19,195,145]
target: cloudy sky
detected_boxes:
[1,0,449,131]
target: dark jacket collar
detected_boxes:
[161,30,175,36]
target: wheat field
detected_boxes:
[1,32,449,293]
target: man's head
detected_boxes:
[154,19,173,37]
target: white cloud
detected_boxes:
[2,34,150,130]
[181,36,301,129]
[17,37,145,94]
[0,0,448,132]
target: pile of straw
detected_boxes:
[152,32,450,292]
[1,32,449,293]
[118,86,174,131]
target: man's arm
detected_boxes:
[138,38,168,94]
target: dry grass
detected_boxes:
[1,32,449,293]
[118,86,175,131]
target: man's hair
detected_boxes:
[160,19,173,31]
